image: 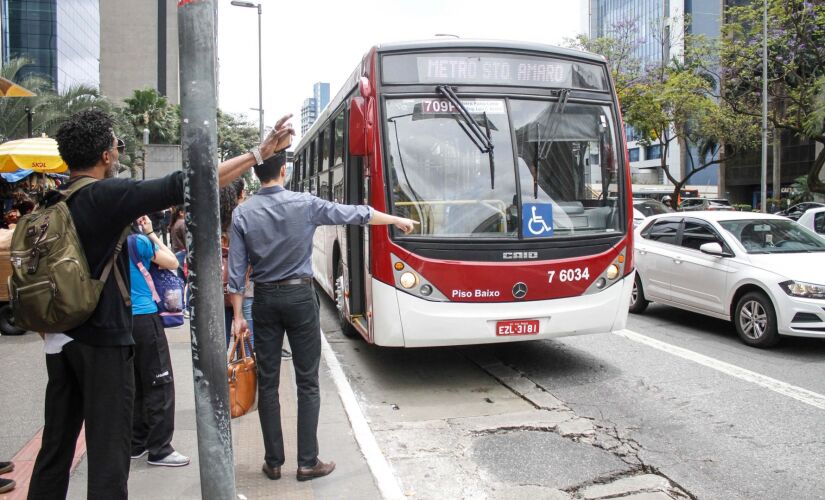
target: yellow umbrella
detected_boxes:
[0,77,35,97]
[0,136,67,173]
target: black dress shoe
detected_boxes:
[0,461,13,474]
[0,478,15,494]
[261,463,281,480]
[296,459,335,481]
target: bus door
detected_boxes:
[345,135,368,332]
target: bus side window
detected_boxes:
[332,112,345,203]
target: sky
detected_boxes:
[217,0,587,142]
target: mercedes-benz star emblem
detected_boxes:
[512,282,528,299]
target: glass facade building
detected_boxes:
[590,0,668,66]
[0,0,99,92]
[313,82,329,116]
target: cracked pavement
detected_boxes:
[320,299,825,500]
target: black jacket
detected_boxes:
[64,172,184,346]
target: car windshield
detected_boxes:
[634,199,671,217]
[710,199,731,206]
[719,219,825,253]
[384,97,624,239]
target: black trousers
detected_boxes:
[131,313,175,461]
[29,342,135,500]
[253,282,321,468]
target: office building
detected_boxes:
[99,0,179,104]
[313,82,329,116]
[301,97,317,136]
[300,82,330,135]
[587,0,721,189]
[0,0,100,92]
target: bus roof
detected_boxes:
[373,38,606,63]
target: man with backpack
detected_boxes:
[25,109,293,499]
[127,215,188,468]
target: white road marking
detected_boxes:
[616,329,825,410]
[321,332,405,500]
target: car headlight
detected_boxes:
[780,280,825,299]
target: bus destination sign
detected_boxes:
[382,52,608,90]
[418,56,572,86]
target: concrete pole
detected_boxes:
[257,4,264,142]
[178,1,236,499]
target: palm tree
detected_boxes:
[36,84,116,137]
[123,88,180,144]
[0,58,50,142]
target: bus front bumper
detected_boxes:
[370,273,633,348]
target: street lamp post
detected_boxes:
[142,127,150,180]
[760,0,768,213]
[231,1,264,141]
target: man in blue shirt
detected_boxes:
[227,152,416,482]
[128,216,190,467]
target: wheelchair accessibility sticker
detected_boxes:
[523,203,553,237]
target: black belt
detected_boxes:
[264,277,312,286]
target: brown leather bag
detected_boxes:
[227,329,256,418]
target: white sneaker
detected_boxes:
[130,449,148,459]
[148,451,190,467]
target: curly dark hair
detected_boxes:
[219,185,239,235]
[55,109,114,171]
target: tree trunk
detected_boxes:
[807,142,825,197]
[718,141,727,200]
[772,128,781,212]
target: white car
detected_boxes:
[631,211,825,348]
[797,206,825,238]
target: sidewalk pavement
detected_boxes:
[0,320,382,500]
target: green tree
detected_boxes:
[0,58,54,141]
[122,88,180,145]
[570,17,760,203]
[217,110,258,162]
[720,0,825,194]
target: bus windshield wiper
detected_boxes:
[436,85,496,189]
[534,89,571,199]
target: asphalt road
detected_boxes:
[320,296,825,499]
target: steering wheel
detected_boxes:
[773,239,790,247]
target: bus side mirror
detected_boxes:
[349,96,374,157]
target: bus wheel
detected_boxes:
[734,292,779,348]
[629,273,649,314]
[335,260,359,339]
[0,304,26,335]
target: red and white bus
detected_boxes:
[290,40,633,347]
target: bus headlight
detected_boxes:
[391,254,449,301]
[606,264,619,280]
[400,272,418,289]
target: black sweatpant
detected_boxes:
[131,313,175,461]
[29,342,135,500]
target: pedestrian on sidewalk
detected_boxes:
[223,178,292,358]
[0,461,15,494]
[127,215,189,468]
[28,109,294,500]
[227,151,417,482]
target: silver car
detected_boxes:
[679,198,735,212]
[631,212,825,348]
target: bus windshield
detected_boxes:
[385,97,623,239]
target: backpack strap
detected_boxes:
[127,235,161,303]
[62,176,98,201]
[100,227,132,307]
[59,178,132,307]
